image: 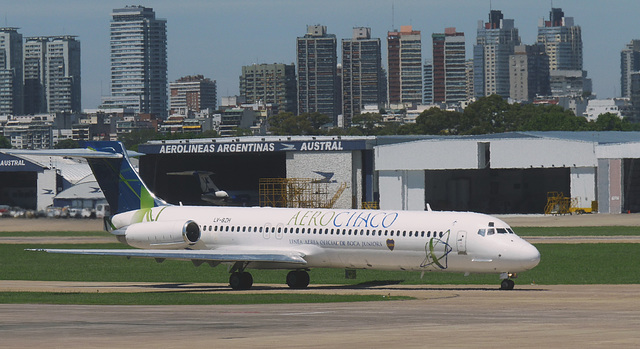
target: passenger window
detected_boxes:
[384,230,388,236]
[477,229,486,237]
[403,231,407,237]
[439,232,443,238]
[225,226,229,232]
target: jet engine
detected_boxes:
[117,220,201,249]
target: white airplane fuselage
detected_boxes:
[111,205,540,275]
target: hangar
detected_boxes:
[375,132,640,214]
[136,132,640,214]
[137,136,376,209]
[3,131,640,215]
[0,153,90,211]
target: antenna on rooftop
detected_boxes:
[391,3,395,30]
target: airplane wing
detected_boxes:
[26,248,308,265]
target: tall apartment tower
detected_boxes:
[423,60,433,104]
[432,27,466,104]
[24,36,81,114]
[387,26,422,106]
[621,40,640,98]
[0,28,23,115]
[341,27,384,124]
[239,63,297,114]
[537,8,582,72]
[103,6,167,116]
[169,75,217,115]
[473,10,520,98]
[509,44,550,102]
[297,25,338,121]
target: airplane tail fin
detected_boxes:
[79,141,167,214]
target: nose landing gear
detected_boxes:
[499,272,516,290]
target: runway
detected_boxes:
[1,283,639,348]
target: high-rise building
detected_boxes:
[102,6,167,116]
[24,36,81,114]
[423,60,433,104]
[621,40,640,98]
[432,28,466,104]
[387,26,422,106]
[239,63,296,114]
[465,60,475,100]
[297,25,338,121]
[0,27,23,115]
[537,8,582,72]
[537,8,589,97]
[473,10,520,98]
[341,27,384,124]
[169,75,217,115]
[509,44,550,102]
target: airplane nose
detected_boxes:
[520,242,541,270]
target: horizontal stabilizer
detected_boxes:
[26,248,308,265]
[2,148,126,159]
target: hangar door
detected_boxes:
[425,168,570,214]
[140,152,286,206]
[0,172,38,209]
[623,159,640,212]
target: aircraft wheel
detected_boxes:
[286,270,310,289]
[230,272,253,290]
[500,279,515,290]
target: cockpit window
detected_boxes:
[487,228,495,235]
[507,228,515,234]
[477,229,486,237]
[497,228,508,234]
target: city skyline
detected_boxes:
[4,0,639,110]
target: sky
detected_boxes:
[3,0,639,109]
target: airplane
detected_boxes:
[167,171,230,205]
[5,141,540,290]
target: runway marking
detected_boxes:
[280,311,333,316]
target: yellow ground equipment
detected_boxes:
[259,178,347,208]
[544,192,597,214]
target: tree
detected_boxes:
[415,107,462,135]
[591,113,632,131]
[0,135,11,149]
[268,112,331,135]
[54,139,79,149]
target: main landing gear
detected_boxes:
[228,268,310,290]
[286,270,310,289]
[229,272,253,290]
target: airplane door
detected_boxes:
[456,231,467,255]
[275,223,284,239]
[263,223,272,240]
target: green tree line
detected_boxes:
[271,95,639,136]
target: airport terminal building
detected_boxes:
[4,131,640,215]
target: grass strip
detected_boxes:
[515,226,640,236]
[0,292,410,305]
[0,231,107,237]
[2,243,639,286]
